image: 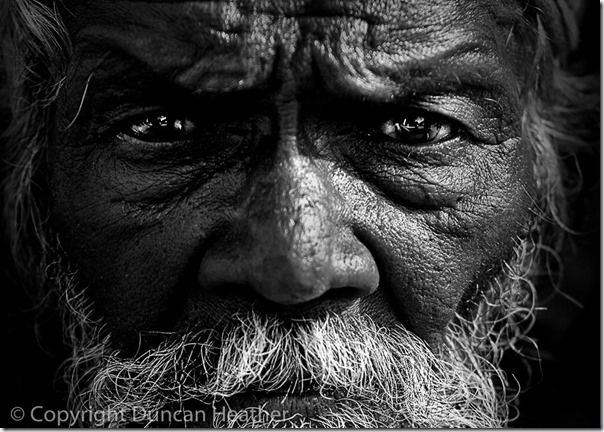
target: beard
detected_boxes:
[63,315,510,428]
[55,232,538,429]
[62,311,507,428]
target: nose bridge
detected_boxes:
[242,141,339,288]
[250,145,333,226]
[197,85,380,306]
[244,82,338,255]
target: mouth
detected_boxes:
[227,389,340,412]
[156,389,345,427]
[211,390,346,427]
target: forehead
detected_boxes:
[62,0,528,98]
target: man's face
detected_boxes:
[47,0,536,426]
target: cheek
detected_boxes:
[48,146,244,344]
[339,138,535,342]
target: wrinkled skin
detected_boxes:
[50,0,535,352]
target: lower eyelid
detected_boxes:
[363,134,467,156]
[115,132,184,149]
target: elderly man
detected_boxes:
[1,0,598,428]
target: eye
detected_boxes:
[124,113,197,142]
[377,111,454,145]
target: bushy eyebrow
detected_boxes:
[63,42,521,151]
[62,37,521,146]
[73,30,517,96]
[310,39,519,104]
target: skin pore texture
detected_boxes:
[3,0,590,428]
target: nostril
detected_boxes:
[331,285,373,302]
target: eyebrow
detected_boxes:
[310,40,519,105]
[65,30,522,148]
[73,32,518,103]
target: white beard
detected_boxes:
[59,238,537,428]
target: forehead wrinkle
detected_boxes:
[312,42,519,106]
[66,0,525,98]
[71,0,455,25]
[69,2,298,93]
[71,27,274,94]
[304,17,520,102]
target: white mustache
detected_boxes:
[68,311,509,427]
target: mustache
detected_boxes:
[67,310,509,427]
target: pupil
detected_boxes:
[399,116,427,133]
[380,114,443,142]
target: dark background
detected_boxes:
[1,2,601,428]
[515,2,601,427]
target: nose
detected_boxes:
[197,146,379,306]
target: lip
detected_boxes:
[227,390,339,411]
[147,390,347,427]
[207,391,344,426]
